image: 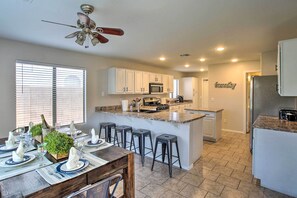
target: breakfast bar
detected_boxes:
[96,107,205,170]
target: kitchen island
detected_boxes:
[184,108,224,142]
[253,116,297,197]
[95,107,205,170]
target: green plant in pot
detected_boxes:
[30,123,42,137]
[44,131,74,160]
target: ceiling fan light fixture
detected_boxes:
[91,37,99,46]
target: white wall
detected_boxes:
[260,50,277,75]
[0,38,183,138]
[208,61,260,133]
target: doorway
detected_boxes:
[202,78,209,109]
[245,72,260,133]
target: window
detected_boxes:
[16,61,86,127]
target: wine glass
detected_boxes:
[37,143,47,166]
[75,140,85,158]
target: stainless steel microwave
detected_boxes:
[149,83,163,94]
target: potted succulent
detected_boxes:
[30,123,43,143]
[44,131,74,160]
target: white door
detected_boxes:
[202,78,209,108]
[115,68,126,93]
[134,71,143,94]
[125,69,135,93]
[142,72,150,94]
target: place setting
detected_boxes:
[0,140,52,181]
[82,128,112,153]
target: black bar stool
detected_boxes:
[130,129,154,166]
[151,134,182,177]
[99,122,117,145]
[115,125,133,149]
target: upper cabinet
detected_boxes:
[108,67,135,94]
[134,71,150,94]
[277,38,297,96]
[149,73,162,83]
[162,75,174,93]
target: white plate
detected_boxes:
[0,153,36,167]
[60,160,84,172]
[0,144,19,152]
[66,130,82,136]
[85,139,105,147]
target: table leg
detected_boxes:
[123,153,135,198]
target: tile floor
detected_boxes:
[115,131,292,198]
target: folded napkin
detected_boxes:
[91,128,99,144]
[12,141,24,162]
[66,147,80,170]
[5,131,15,149]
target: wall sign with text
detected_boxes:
[214,82,237,90]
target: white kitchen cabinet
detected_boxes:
[108,67,135,94]
[162,75,174,93]
[277,38,297,96]
[134,71,149,94]
[185,110,222,142]
[253,128,297,197]
[149,73,162,83]
[181,77,198,107]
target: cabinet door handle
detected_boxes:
[275,65,278,71]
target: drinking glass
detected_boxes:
[37,143,47,166]
[75,141,85,158]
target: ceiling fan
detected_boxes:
[42,4,124,48]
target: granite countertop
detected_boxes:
[184,108,224,113]
[253,115,297,133]
[96,108,205,124]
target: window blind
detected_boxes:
[16,61,86,127]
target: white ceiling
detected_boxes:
[1,0,297,72]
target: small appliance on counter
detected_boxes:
[141,97,169,113]
[177,95,184,103]
[279,108,297,121]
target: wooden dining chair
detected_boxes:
[66,174,122,198]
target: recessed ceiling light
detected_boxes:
[231,58,238,62]
[159,57,166,61]
[200,58,206,62]
[216,47,225,51]
[200,68,204,72]
[185,64,190,68]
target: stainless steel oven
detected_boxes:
[149,83,163,94]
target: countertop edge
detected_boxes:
[96,110,205,124]
[184,108,224,113]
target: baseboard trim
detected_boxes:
[222,128,245,134]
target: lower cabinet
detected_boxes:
[186,110,222,142]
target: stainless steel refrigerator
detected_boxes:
[249,75,296,152]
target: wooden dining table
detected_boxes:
[0,138,135,198]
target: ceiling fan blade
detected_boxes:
[93,33,109,44]
[41,20,78,29]
[65,31,81,39]
[77,12,90,26]
[96,27,124,36]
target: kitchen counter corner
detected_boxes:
[253,115,297,133]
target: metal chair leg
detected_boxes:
[149,133,154,153]
[162,143,166,163]
[176,141,182,169]
[169,141,173,177]
[151,140,158,171]
[166,142,172,177]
